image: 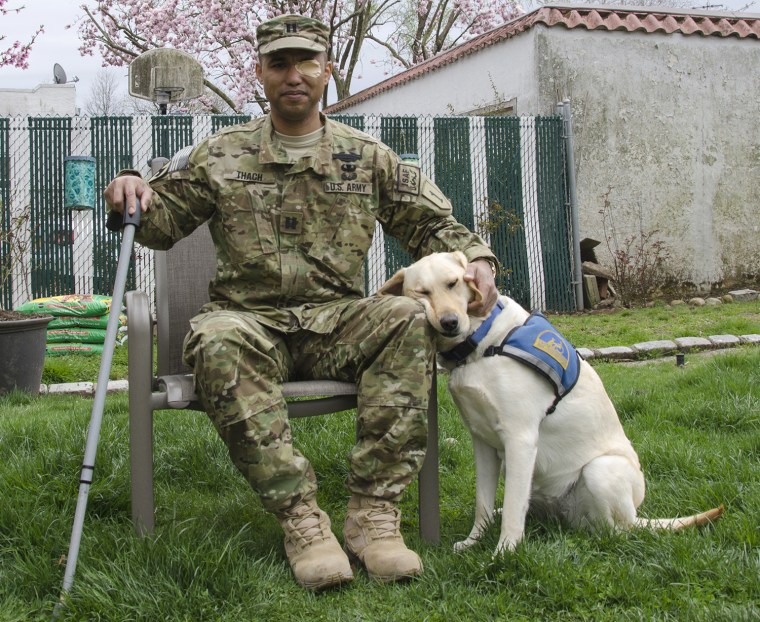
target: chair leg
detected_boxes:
[126,291,156,536]
[129,395,155,536]
[418,367,440,544]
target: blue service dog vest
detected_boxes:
[484,311,581,414]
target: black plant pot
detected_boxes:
[0,314,53,395]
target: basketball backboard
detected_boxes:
[129,49,204,104]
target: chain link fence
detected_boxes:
[1,113,576,315]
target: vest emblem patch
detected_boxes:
[533,329,571,370]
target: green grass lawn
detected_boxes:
[2,348,758,621]
[548,300,760,349]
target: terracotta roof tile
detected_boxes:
[639,13,661,33]
[325,4,760,113]
[660,15,681,34]
[733,18,758,37]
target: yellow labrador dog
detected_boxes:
[380,251,723,554]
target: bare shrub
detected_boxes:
[599,188,672,307]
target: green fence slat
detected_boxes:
[152,115,194,159]
[434,117,474,231]
[211,115,252,133]
[484,116,531,308]
[91,116,135,294]
[381,115,418,157]
[380,116,417,280]
[328,114,365,131]
[0,118,10,308]
[536,116,574,312]
[29,117,74,298]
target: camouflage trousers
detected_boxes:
[183,296,435,514]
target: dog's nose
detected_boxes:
[439,314,460,335]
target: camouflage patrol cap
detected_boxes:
[257,15,329,55]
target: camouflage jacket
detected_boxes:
[133,114,496,334]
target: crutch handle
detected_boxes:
[106,201,142,232]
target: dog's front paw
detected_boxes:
[493,537,520,557]
[453,538,478,552]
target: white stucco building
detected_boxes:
[326,4,760,290]
[0,83,77,116]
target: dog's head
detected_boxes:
[378,251,482,344]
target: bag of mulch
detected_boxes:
[16,294,112,318]
[46,328,108,344]
[48,313,126,330]
[46,343,105,357]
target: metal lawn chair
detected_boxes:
[124,224,440,543]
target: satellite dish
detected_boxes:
[128,49,204,106]
[53,63,67,84]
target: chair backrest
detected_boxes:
[155,224,216,376]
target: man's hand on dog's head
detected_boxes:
[465,259,498,317]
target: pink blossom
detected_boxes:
[77,0,521,111]
[0,0,44,69]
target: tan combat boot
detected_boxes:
[343,495,423,582]
[276,498,354,590]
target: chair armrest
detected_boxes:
[125,290,152,357]
[157,374,197,409]
[125,290,154,398]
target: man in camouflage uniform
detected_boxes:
[105,14,498,590]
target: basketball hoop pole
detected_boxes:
[155,87,184,115]
[157,90,169,115]
[156,90,170,151]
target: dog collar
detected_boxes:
[439,299,505,364]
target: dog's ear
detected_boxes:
[378,268,406,296]
[467,280,484,305]
[453,250,469,269]
[452,251,483,304]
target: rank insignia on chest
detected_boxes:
[280,211,303,234]
[396,162,420,195]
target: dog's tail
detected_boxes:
[634,504,724,530]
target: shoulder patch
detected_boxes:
[396,162,420,195]
[167,145,195,173]
[420,178,450,214]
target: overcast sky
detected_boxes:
[1,0,757,111]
